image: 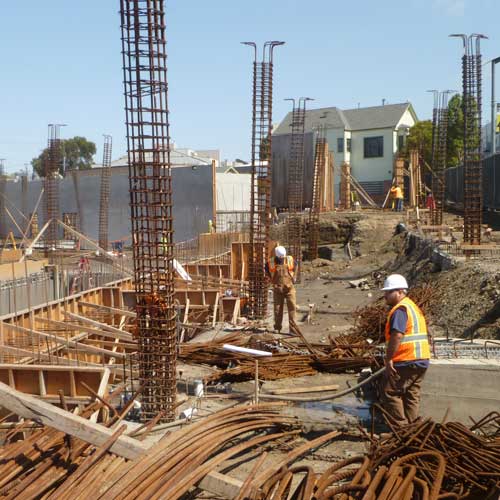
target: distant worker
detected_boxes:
[484,227,493,241]
[265,245,296,334]
[425,192,436,211]
[380,274,430,426]
[390,184,404,212]
[208,219,214,234]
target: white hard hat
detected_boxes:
[275,245,287,258]
[381,274,408,291]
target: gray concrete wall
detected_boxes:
[445,152,500,209]
[271,132,314,209]
[421,359,500,423]
[2,165,213,243]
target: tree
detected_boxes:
[446,94,464,168]
[405,120,433,165]
[31,136,96,177]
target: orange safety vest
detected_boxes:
[384,297,430,362]
[268,256,294,276]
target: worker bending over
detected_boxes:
[380,274,430,426]
[265,245,296,334]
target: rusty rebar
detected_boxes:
[243,41,284,319]
[98,134,112,251]
[120,0,177,422]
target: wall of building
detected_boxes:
[349,128,395,184]
[0,165,213,243]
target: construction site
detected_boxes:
[0,2,499,499]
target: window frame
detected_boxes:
[363,136,384,158]
[346,138,352,153]
[337,137,344,153]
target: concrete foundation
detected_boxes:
[421,358,500,423]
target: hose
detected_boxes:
[258,366,386,402]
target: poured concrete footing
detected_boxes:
[421,359,500,423]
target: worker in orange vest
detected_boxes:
[265,245,296,333]
[380,274,431,426]
[390,185,404,212]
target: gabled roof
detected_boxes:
[343,103,416,131]
[273,102,417,135]
[273,107,348,135]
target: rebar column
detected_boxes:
[431,92,452,226]
[308,129,327,260]
[243,41,284,319]
[340,162,351,209]
[0,159,7,239]
[98,135,113,251]
[44,125,62,253]
[452,33,487,245]
[286,97,310,282]
[120,0,177,422]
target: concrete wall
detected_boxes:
[271,132,314,209]
[445,153,500,210]
[216,173,251,211]
[422,359,500,423]
[1,165,213,243]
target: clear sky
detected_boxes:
[0,0,498,173]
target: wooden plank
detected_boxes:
[266,384,339,395]
[78,301,136,318]
[0,381,148,460]
[3,323,127,360]
[36,317,135,343]
[64,311,134,340]
[198,471,243,499]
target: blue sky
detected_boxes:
[0,0,498,173]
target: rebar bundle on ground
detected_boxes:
[120,0,177,422]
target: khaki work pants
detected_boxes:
[273,285,296,332]
[380,364,427,426]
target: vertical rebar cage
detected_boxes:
[308,128,327,260]
[244,41,284,319]
[287,98,308,282]
[453,34,486,245]
[44,125,62,252]
[98,135,113,251]
[120,0,176,422]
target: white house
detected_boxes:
[271,102,418,206]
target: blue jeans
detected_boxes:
[396,199,404,212]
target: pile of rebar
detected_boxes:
[240,410,500,499]
[350,284,438,342]
[0,403,300,500]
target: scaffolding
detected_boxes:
[120,0,177,422]
[243,41,284,319]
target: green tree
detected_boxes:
[405,120,433,165]
[31,136,96,177]
[446,94,464,168]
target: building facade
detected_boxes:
[271,103,417,207]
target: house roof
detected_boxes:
[273,102,416,135]
[273,107,348,135]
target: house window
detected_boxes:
[346,138,352,153]
[337,138,344,153]
[398,135,405,151]
[364,136,384,158]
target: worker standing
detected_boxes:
[380,274,430,426]
[390,184,404,212]
[265,245,296,334]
